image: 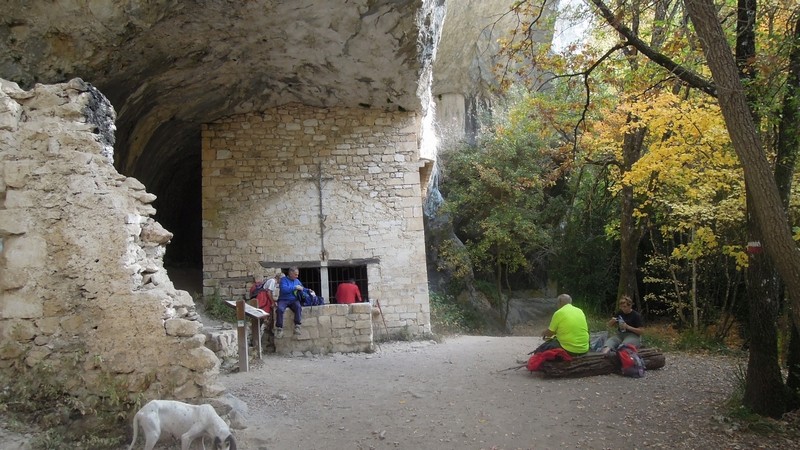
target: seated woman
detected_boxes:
[601,295,644,354]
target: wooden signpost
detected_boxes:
[224,299,270,372]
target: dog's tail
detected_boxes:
[127,412,140,450]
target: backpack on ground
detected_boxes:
[617,344,645,378]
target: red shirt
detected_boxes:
[335,282,362,304]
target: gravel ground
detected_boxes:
[214,335,797,450]
[3,335,799,449]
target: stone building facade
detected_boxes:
[202,103,431,336]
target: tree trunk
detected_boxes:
[778,13,800,401]
[685,0,800,417]
[735,0,788,417]
[537,347,665,378]
[743,200,786,416]
[686,0,800,352]
[617,126,646,305]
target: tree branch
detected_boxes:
[589,0,717,97]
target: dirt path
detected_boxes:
[3,334,798,449]
[217,335,796,450]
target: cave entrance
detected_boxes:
[127,135,204,295]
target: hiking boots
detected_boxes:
[275,327,284,339]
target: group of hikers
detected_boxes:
[250,267,365,339]
[251,270,641,353]
[537,293,644,356]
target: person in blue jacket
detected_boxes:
[275,267,304,338]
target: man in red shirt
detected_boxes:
[335,279,363,304]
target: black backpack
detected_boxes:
[296,288,324,306]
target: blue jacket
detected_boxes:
[279,276,303,301]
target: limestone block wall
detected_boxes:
[0,78,220,402]
[274,303,373,354]
[202,103,431,336]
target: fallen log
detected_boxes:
[537,347,665,378]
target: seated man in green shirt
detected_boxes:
[537,293,589,356]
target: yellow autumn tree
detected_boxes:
[584,88,745,327]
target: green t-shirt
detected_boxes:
[548,303,589,354]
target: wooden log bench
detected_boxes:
[537,347,666,378]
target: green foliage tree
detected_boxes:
[491,0,800,417]
[439,96,565,317]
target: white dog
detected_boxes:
[128,399,237,450]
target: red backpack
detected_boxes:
[618,344,645,378]
[249,281,273,311]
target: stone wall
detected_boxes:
[202,103,431,336]
[274,303,373,354]
[0,78,220,401]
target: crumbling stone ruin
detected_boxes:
[0,78,221,400]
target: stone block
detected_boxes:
[203,328,237,357]
[0,341,25,359]
[165,318,203,337]
[356,334,373,344]
[0,94,22,131]
[0,292,43,319]
[160,365,192,388]
[3,160,35,188]
[350,303,371,314]
[5,319,37,341]
[202,383,227,398]
[179,346,219,372]
[179,334,207,349]
[0,210,27,236]
[173,381,202,400]
[0,267,26,290]
[25,346,52,366]
[4,235,46,269]
[330,315,347,328]
[61,315,84,333]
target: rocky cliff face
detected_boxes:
[432,0,554,143]
[2,0,441,270]
[1,0,431,182]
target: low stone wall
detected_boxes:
[204,326,238,359]
[274,303,373,354]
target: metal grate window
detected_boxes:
[290,265,369,303]
[328,265,368,303]
[297,267,322,295]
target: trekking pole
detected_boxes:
[375,298,390,337]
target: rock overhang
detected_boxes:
[1,0,433,179]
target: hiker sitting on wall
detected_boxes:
[274,267,303,339]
